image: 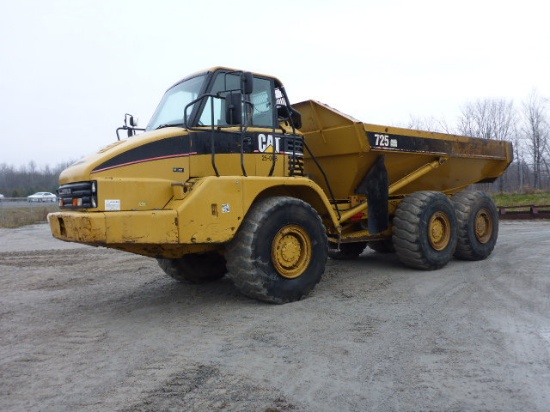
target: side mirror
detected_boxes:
[242,72,253,95]
[225,93,242,125]
[277,106,302,129]
[116,113,144,140]
[291,108,302,129]
[125,113,138,127]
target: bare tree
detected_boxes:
[457,98,517,192]
[406,115,454,134]
[457,98,516,141]
[521,90,550,190]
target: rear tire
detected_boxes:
[157,253,227,284]
[226,197,328,304]
[328,242,367,260]
[452,191,499,261]
[393,191,457,270]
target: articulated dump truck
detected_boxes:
[48,67,513,303]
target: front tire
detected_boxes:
[157,253,227,284]
[226,197,328,304]
[393,191,457,270]
[452,191,499,261]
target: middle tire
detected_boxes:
[226,196,328,304]
[368,239,396,253]
[393,191,458,270]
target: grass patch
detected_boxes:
[0,205,59,228]
[492,191,550,207]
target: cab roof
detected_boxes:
[171,66,284,89]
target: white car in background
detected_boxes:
[27,192,57,202]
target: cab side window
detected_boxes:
[198,73,275,128]
[198,73,240,126]
[250,78,275,128]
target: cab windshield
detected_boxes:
[146,74,207,131]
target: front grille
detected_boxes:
[58,181,97,209]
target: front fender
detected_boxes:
[171,176,339,244]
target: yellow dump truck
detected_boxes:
[48,67,513,303]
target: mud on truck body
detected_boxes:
[49,67,513,303]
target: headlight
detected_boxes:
[57,181,98,209]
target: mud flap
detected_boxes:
[355,156,389,234]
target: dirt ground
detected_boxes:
[1,221,550,411]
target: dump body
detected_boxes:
[295,100,513,200]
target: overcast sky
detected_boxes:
[1,0,548,168]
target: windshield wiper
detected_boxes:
[156,123,185,130]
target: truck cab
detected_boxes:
[54,68,307,213]
[49,67,332,259]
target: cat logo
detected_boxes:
[258,133,281,153]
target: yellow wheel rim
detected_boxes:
[272,225,312,279]
[428,211,451,251]
[475,208,493,244]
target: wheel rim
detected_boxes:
[475,208,493,244]
[272,225,312,279]
[428,211,451,251]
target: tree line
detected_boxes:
[0,161,74,198]
[407,90,549,193]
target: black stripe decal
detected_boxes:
[92,131,302,173]
[366,132,508,159]
[93,153,196,173]
[93,136,191,172]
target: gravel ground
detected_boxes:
[1,221,550,411]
